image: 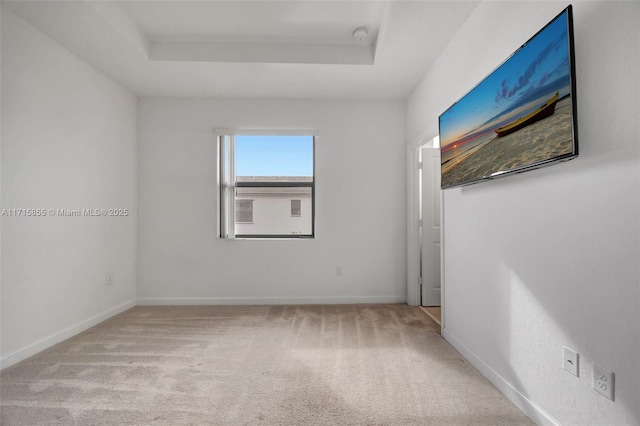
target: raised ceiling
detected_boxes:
[2,1,479,99]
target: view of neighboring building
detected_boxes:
[235,176,313,236]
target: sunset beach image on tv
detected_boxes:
[439,7,577,189]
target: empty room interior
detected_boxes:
[1,1,639,425]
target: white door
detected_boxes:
[421,147,441,306]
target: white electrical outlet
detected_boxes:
[336,265,343,276]
[106,274,113,286]
[592,365,615,401]
[563,346,579,377]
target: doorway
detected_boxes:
[407,135,443,327]
[420,146,441,309]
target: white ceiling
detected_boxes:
[2,1,480,100]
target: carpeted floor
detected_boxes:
[0,305,534,425]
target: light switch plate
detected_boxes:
[563,346,579,377]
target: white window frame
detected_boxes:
[216,129,317,239]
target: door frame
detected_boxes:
[406,134,445,328]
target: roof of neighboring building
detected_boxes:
[235,176,312,196]
[236,187,312,196]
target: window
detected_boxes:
[235,200,253,223]
[218,131,315,239]
[291,200,301,217]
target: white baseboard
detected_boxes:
[443,328,560,426]
[1,300,136,370]
[136,296,406,306]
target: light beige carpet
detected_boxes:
[0,305,534,425]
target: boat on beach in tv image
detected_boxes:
[494,91,559,137]
[439,7,576,189]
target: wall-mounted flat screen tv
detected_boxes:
[439,5,578,189]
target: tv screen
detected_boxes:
[439,5,578,189]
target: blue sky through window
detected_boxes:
[235,135,313,177]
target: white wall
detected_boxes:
[138,98,406,304]
[407,1,639,425]
[1,10,137,367]
[0,5,3,361]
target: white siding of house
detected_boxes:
[236,193,312,236]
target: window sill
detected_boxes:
[230,236,314,241]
